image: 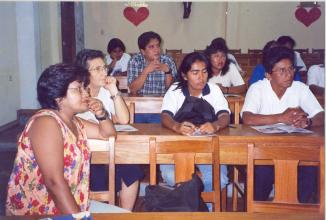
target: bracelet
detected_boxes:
[95,110,109,121]
[110,92,121,100]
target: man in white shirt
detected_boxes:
[241,46,324,203]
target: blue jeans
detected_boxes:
[160,164,229,191]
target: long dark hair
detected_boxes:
[176,52,211,90]
[204,41,230,76]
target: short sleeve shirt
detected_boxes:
[105,53,131,75]
[307,64,325,88]
[241,78,323,118]
[127,53,177,95]
[161,82,230,117]
[208,63,245,87]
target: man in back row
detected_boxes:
[127,31,177,95]
[127,31,178,123]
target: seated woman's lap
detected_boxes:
[90,164,144,192]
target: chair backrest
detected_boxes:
[89,137,116,205]
[247,142,324,213]
[115,75,128,93]
[295,48,309,54]
[166,49,182,57]
[194,49,204,53]
[127,102,135,124]
[229,49,241,54]
[149,137,221,211]
[248,49,262,55]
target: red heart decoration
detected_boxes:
[295,7,321,27]
[123,7,149,26]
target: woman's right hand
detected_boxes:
[87,98,106,118]
[176,121,196,135]
[104,76,119,95]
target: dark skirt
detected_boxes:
[90,164,144,192]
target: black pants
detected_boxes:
[254,165,317,203]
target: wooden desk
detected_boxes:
[0,212,322,220]
[121,94,244,124]
[91,124,324,165]
[93,212,324,220]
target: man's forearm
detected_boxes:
[129,71,149,94]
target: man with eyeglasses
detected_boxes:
[241,46,324,203]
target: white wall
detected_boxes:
[84,2,227,53]
[0,2,61,126]
[84,2,324,54]
[0,2,20,126]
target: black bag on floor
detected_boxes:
[144,173,209,212]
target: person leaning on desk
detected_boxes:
[160,52,231,210]
[241,46,324,203]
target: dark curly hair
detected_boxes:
[37,63,88,110]
[204,41,230,76]
[138,31,162,50]
[176,52,211,90]
[262,46,295,73]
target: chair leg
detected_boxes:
[232,166,239,211]
[221,187,227,211]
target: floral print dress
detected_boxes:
[6,110,90,215]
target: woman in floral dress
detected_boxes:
[6,63,116,215]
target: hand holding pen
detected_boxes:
[179,121,196,136]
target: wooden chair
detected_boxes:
[248,49,262,55]
[229,49,241,54]
[127,102,135,124]
[194,49,204,53]
[247,142,324,213]
[89,137,116,205]
[149,137,222,211]
[295,48,309,54]
[115,75,128,93]
[165,49,182,57]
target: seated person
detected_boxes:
[106,38,131,76]
[75,49,143,211]
[307,64,325,96]
[211,37,245,76]
[160,52,230,206]
[127,31,177,123]
[277,35,307,72]
[249,40,302,86]
[205,41,247,94]
[6,64,116,215]
[241,46,324,203]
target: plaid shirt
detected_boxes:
[127,53,177,95]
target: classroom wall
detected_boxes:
[84,2,324,54]
[0,2,20,126]
[0,2,61,126]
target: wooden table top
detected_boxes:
[1,212,323,220]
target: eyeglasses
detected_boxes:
[67,86,86,94]
[272,66,295,75]
[89,65,109,73]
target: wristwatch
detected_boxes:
[110,92,121,100]
[95,110,109,121]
